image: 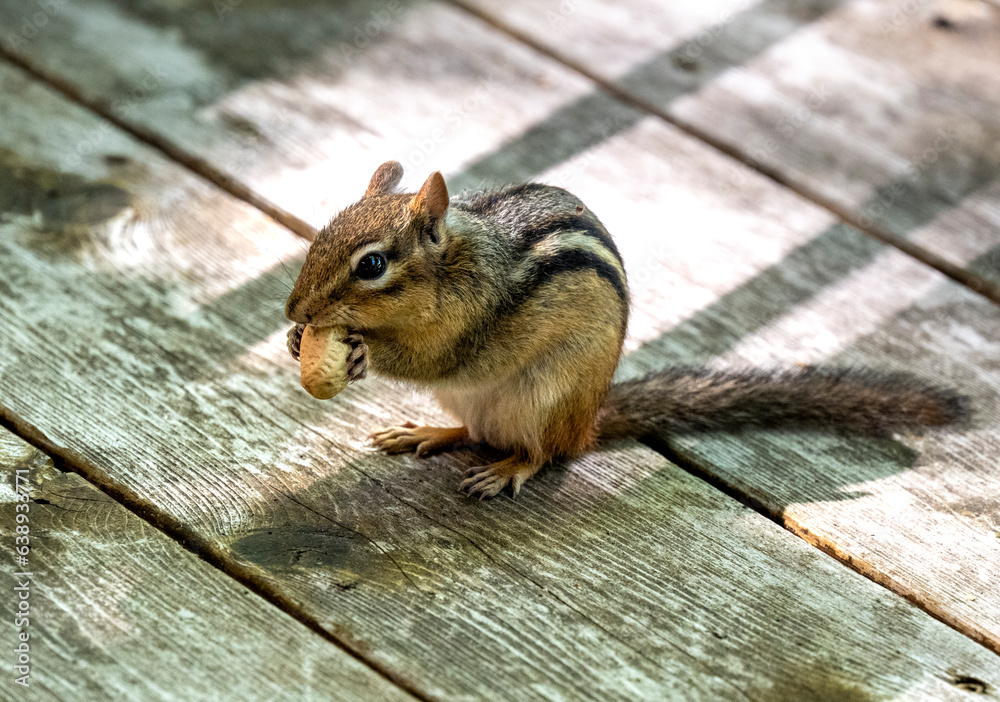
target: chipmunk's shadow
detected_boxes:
[613,264,994,521]
[351,420,937,522]
[643,428,923,511]
[98,0,427,88]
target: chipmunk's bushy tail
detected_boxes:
[597,366,970,441]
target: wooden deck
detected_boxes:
[0,0,998,699]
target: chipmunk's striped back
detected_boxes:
[455,183,629,333]
[301,162,970,499]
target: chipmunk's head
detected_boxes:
[285,161,452,335]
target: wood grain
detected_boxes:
[453,0,1000,295]
[500,105,1000,655]
[569,119,1000,653]
[642,275,1000,655]
[1,58,998,700]
[0,428,414,701]
[0,0,609,231]
[0,0,994,287]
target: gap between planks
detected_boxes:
[1,17,997,310]
[4,349,998,663]
[0,408,435,702]
[444,0,1000,308]
[643,436,1000,658]
[0,47,318,244]
[0,20,997,662]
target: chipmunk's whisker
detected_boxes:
[251,266,293,294]
[275,256,297,286]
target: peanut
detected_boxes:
[299,325,350,400]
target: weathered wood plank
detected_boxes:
[0,63,686,701]
[629,267,1000,654]
[0,428,414,701]
[545,117,1000,652]
[0,0,609,230]
[453,0,1000,293]
[2,56,998,700]
[1,0,994,286]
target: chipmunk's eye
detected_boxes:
[355,252,387,280]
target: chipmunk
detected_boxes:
[284,161,968,499]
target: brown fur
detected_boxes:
[597,366,970,440]
[288,162,969,499]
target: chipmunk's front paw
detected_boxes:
[370,424,469,457]
[460,456,543,500]
[289,326,367,382]
[344,333,368,382]
[287,324,305,361]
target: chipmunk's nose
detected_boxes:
[285,295,311,324]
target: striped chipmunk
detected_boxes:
[284,161,968,499]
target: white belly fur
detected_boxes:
[433,373,556,458]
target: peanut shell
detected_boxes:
[299,325,350,400]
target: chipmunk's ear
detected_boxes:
[365,161,404,197]
[408,171,449,244]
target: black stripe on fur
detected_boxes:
[519,214,624,266]
[443,247,629,376]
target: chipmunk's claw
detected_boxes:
[343,333,368,382]
[287,324,305,361]
[459,456,541,500]
[289,326,366,381]
[370,424,468,456]
[460,470,509,500]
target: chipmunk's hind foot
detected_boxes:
[460,454,545,500]
[370,423,469,457]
